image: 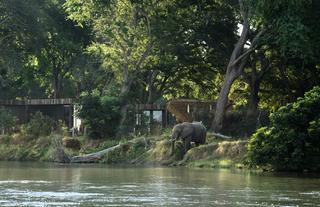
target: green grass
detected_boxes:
[0,131,248,169]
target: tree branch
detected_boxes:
[135,41,154,70]
[230,28,266,68]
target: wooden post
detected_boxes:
[68,105,73,131]
[25,105,29,122]
[149,110,153,134]
[162,109,167,128]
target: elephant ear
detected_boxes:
[173,123,181,132]
[172,124,177,132]
[172,124,184,139]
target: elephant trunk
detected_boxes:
[170,130,179,156]
[170,139,175,156]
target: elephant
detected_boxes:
[170,121,206,156]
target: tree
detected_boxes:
[0,0,89,100]
[212,0,316,131]
[141,0,237,102]
[247,86,320,171]
[243,49,274,118]
[212,0,264,131]
[64,0,240,136]
[36,0,90,98]
[64,0,160,135]
[0,0,45,99]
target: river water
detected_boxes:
[0,162,319,207]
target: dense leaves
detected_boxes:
[0,107,16,134]
[247,86,320,171]
[0,0,319,144]
[25,112,54,138]
[78,93,121,139]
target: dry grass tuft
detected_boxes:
[149,140,172,161]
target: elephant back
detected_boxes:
[191,122,206,143]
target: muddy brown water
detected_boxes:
[0,162,319,206]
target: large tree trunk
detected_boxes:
[147,70,158,104]
[117,104,129,136]
[213,70,239,131]
[245,51,272,119]
[117,63,133,137]
[53,66,59,98]
[212,0,266,131]
[147,75,154,104]
[246,59,260,119]
[51,54,62,99]
[247,78,260,118]
[53,78,61,98]
[117,42,154,137]
[212,2,250,131]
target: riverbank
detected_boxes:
[0,132,247,169]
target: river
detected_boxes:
[0,162,319,206]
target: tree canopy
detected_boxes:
[0,0,319,136]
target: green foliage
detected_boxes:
[151,0,237,100]
[78,93,121,139]
[25,112,54,138]
[1,0,320,145]
[0,134,11,144]
[0,133,56,161]
[0,107,16,134]
[247,86,320,171]
[250,0,313,59]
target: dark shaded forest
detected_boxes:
[0,0,320,171]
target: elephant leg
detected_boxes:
[170,140,175,156]
[184,137,191,154]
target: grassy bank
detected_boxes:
[0,131,248,169]
[0,134,59,161]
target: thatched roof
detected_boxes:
[167,99,216,122]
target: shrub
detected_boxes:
[62,137,81,150]
[247,86,320,171]
[0,107,16,134]
[78,93,121,139]
[25,111,54,138]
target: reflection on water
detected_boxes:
[0,162,319,206]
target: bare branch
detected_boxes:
[228,2,250,68]
[230,29,266,68]
[135,41,154,70]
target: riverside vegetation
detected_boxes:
[0,87,319,171]
[0,123,247,169]
[0,107,246,168]
[1,0,320,172]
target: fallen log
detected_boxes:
[68,137,150,163]
[212,132,233,139]
[70,144,121,163]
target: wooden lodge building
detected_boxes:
[0,98,218,135]
[0,98,77,131]
[134,99,217,134]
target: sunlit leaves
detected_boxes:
[65,0,157,95]
[249,0,313,60]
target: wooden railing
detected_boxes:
[0,98,73,105]
[135,104,166,111]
